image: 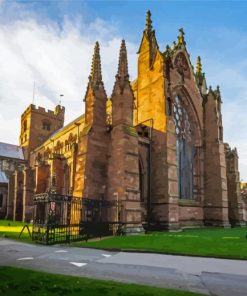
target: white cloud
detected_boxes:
[0,1,246,181]
[0,2,137,146]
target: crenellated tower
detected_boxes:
[19,104,65,160]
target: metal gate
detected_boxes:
[32,193,123,244]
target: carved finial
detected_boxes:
[178,28,186,46]
[117,39,129,79]
[145,10,152,36]
[215,85,221,97]
[201,72,208,95]
[196,56,202,75]
[165,45,172,57]
[140,10,158,67]
[89,41,102,87]
[215,85,222,102]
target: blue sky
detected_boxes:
[0,0,247,179]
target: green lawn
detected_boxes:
[0,266,203,296]
[1,219,247,259]
[0,219,30,227]
[0,219,32,243]
[73,227,247,260]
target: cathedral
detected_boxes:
[6,11,246,232]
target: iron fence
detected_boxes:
[32,193,123,244]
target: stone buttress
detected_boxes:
[225,144,245,226]
[135,11,180,230]
[74,42,109,200]
[203,87,230,226]
[107,40,144,233]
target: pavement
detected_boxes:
[0,238,247,295]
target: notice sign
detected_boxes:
[50,202,56,211]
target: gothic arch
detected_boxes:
[171,85,202,146]
[171,86,202,201]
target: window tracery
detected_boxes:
[174,52,191,81]
[173,96,192,142]
[173,95,195,200]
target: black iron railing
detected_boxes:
[32,193,123,244]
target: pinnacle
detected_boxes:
[215,85,222,102]
[145,10,153,36]
[89,41,103,87]
[196,56,202,75]
[178,28,186,46]
[117,39,129,79]
[112,39,130,95]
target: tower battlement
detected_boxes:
[20,103,65,159]
[21,104,65,119]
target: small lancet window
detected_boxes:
[167,97,172,116]
[43,121,51,131]
[23,120,27,132]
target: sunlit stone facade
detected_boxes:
[8,11,245,230]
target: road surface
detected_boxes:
[0,238,247,295]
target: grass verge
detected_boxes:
[0,219,32,243]
[73,227,247,260]
[1,219,246,260]
[0,266,204,296]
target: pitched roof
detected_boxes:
[46,114,85,142]
[31,114,85,153]
[0,171,8,183]
[0,142,24,160]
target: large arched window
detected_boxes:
[173,96,195,200]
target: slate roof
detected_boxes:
[0,142,24,160]
[0,171,8,183]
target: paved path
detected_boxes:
[0,238,247,295]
